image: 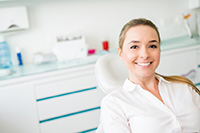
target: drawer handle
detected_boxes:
[78,127,98,133]
[37,86,97,102]
[39,106,100,123]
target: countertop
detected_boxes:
[0,54,103,81]
[160,35,200,51]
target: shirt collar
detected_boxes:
[123,74,171,92]
[123,79,138,92]
[155,74,171,84]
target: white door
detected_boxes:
[0,82,40,133]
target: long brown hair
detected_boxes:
[119,18,200,95]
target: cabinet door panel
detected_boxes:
[156,50,198,83]
[196,50,200,84]
[40,109,100,133]
[37,88,104,121]
[35,74,97,99]
[0,83,40,133]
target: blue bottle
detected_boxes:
[16,47,23,65]
[0,36,13,69]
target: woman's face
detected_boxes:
[118,25,160,80]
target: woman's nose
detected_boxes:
[140,49,150,59]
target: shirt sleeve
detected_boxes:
[188,86,200,110]
[100,95,131,133]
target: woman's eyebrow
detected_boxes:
[127,40,140,45]
[149,40,159,43]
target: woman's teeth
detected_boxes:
[136,62,151,66]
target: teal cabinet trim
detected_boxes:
[77,127,98,133]
[39,106,100,123]
[195,83,200,86]
[37,87,97,102]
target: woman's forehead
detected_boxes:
[124,26,159,40]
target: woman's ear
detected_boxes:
[118,47,123,60]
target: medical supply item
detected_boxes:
[88,49,96,55]
[53,35,87,62]
[196,14,200,37]
[0,6,29,32]
[16,47,23,65]
[183,14,193,38]
[33,53,57,65]
[0,36,13,68]
[102,40,109,51]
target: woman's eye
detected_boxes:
[149,45,157,48]
[130,45,138,49]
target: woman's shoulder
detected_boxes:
[101,86,132,105]
[103,87,124,99]
[168,81,188,86]
[164,81,196,96]
[164,80,190,90]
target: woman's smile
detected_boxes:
[135,62,152,66]
[135,61,153,69]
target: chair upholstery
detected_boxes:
[95,53,129,133]
[95,53,129,94]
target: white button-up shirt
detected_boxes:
[100,75,200,133]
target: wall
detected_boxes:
[0,0,195,64]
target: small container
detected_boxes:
[33,53,57,65]
[16,47,23,65]
[0,36,13,69]
[102,40,109,51]
[88,49,96,55]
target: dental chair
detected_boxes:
[95,53,129,133]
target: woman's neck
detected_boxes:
[129,73,158,91]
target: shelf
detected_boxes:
[161,35,200,51]
[0,54,102,81]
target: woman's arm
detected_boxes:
[100,96,131,133]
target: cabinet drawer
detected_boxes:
[37,88,104,121]
[156,49,198,83]
[40,109,100,133]
[35,74,97,99]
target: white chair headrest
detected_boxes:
[95,53,129,94]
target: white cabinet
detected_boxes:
[0,64,105,133]
[156,45,200,86]
[0,82,40,133]
[34,64,105,133]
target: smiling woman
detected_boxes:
[118,25,160,82]
[99,18,200,133]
